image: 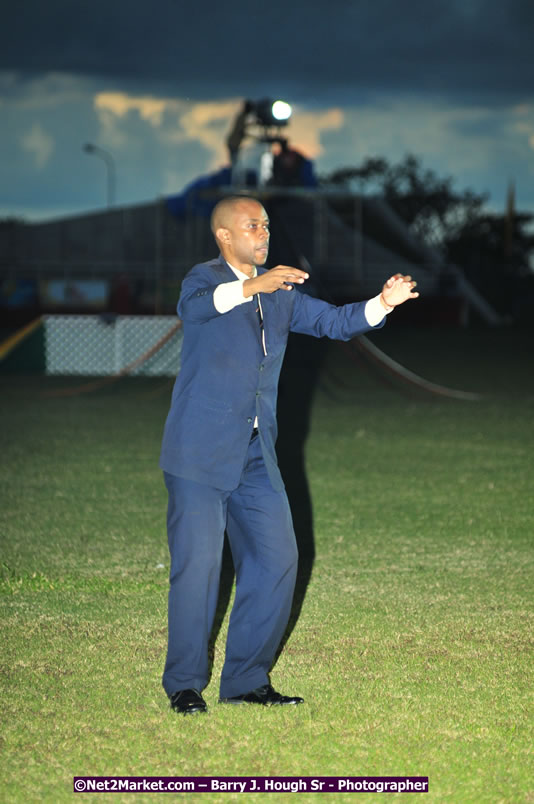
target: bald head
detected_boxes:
[211,196,262,239]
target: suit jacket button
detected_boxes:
[247,417,253,423]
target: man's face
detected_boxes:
[221,200,270,269]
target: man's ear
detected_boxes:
[216,227,231,245]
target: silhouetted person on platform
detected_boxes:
[270,139,317,187]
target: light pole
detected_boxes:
[83,143,116,208]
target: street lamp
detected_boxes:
[83,143,116,208]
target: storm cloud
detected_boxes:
[1,0,533,219]
[2,0,533,102]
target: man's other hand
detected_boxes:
[380,274,419,309]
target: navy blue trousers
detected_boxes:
[162,433,298,700]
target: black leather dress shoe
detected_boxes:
[220,683,304,706]
[169,688,207,715]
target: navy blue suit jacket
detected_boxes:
[160,256,385,491]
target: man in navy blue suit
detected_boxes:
[160,195,419,714]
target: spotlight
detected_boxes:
[271,100,292,122]
[252,98,292,128]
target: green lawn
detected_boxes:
[1,326,533,803]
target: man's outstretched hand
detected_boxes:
[243,266,309,296]
[380,274,419,309]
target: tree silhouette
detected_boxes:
[321,155,534,320]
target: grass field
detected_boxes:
[1,325,533,803]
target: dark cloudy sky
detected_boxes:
[1,0,533,220]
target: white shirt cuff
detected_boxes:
[365,294,392,326]
[213,280,254,314]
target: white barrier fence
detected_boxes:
[44,315,183,376]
